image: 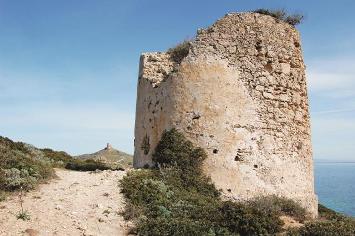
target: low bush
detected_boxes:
[40,148,72,167]
[167,40,190,63]
[248,195,307,222]
[65,159,112,171]
[0,191,7,201]
[16,211,31,221]
[318,204,346,221]
[287,219,355,236]
[120,129,308,235]
[0,137,54,191]
[254,9,304,26]
[287,204,355,235]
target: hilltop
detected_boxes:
[75,143,133,170]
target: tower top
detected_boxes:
[106,143,112,150]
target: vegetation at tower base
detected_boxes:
[253,9,304,26]
[167,40,191,63]
[286,205,355,236]
[121,129,326,236]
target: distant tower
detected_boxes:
[134,12,318,217]
[106,143,112,150]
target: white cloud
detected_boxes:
[311,116,355,161]
[306,57,355,161]
[306,58,355,97]
[312,108,355,115]
[307,72,355,92]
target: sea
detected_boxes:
[315,162,355,217]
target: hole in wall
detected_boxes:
[141,134,150,155]
[256,41,262,51]
[264,62,273,73]
[296,142,303,150]
[143,164,150,169]
[213,149,218,154]
[254,164,258,168]
[227,189,232,193]
[192,114,201,120]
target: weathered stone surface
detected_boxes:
[133,12,318,217]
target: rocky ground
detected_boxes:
[0,169,131,236]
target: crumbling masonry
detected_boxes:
[133,12,318,216]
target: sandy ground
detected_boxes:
[0,169,131,236]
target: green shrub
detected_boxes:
[65,159,112,171]
[40,148,73,167]
[318,204,346,221]
[287,204,355,235]
[167,40,190,63]
[152,129,219,197]
[254,9,304,26]
[220,200,283,235]
[285,14,304,26]
[120,129,308,235]
[288,219,355,236]
[0,137,54,191]
[248,195,307,222]
[153,129,206,174]
[0,191,7,201]
[16,211,31,221]
[1,168,37,190]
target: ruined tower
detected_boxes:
[134,12,318,216]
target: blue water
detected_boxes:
[315,162,355,217]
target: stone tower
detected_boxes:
[134,12,318,216]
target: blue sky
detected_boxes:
[0,0,354,161]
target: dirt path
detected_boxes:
[0,169,131,236]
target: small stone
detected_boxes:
[262,92,274,100]
[24,229,39,236]
[280,63,291,74]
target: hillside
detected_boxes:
[75,143,133,169]
[0,136,72,195]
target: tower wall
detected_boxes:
[134,12,318,216]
